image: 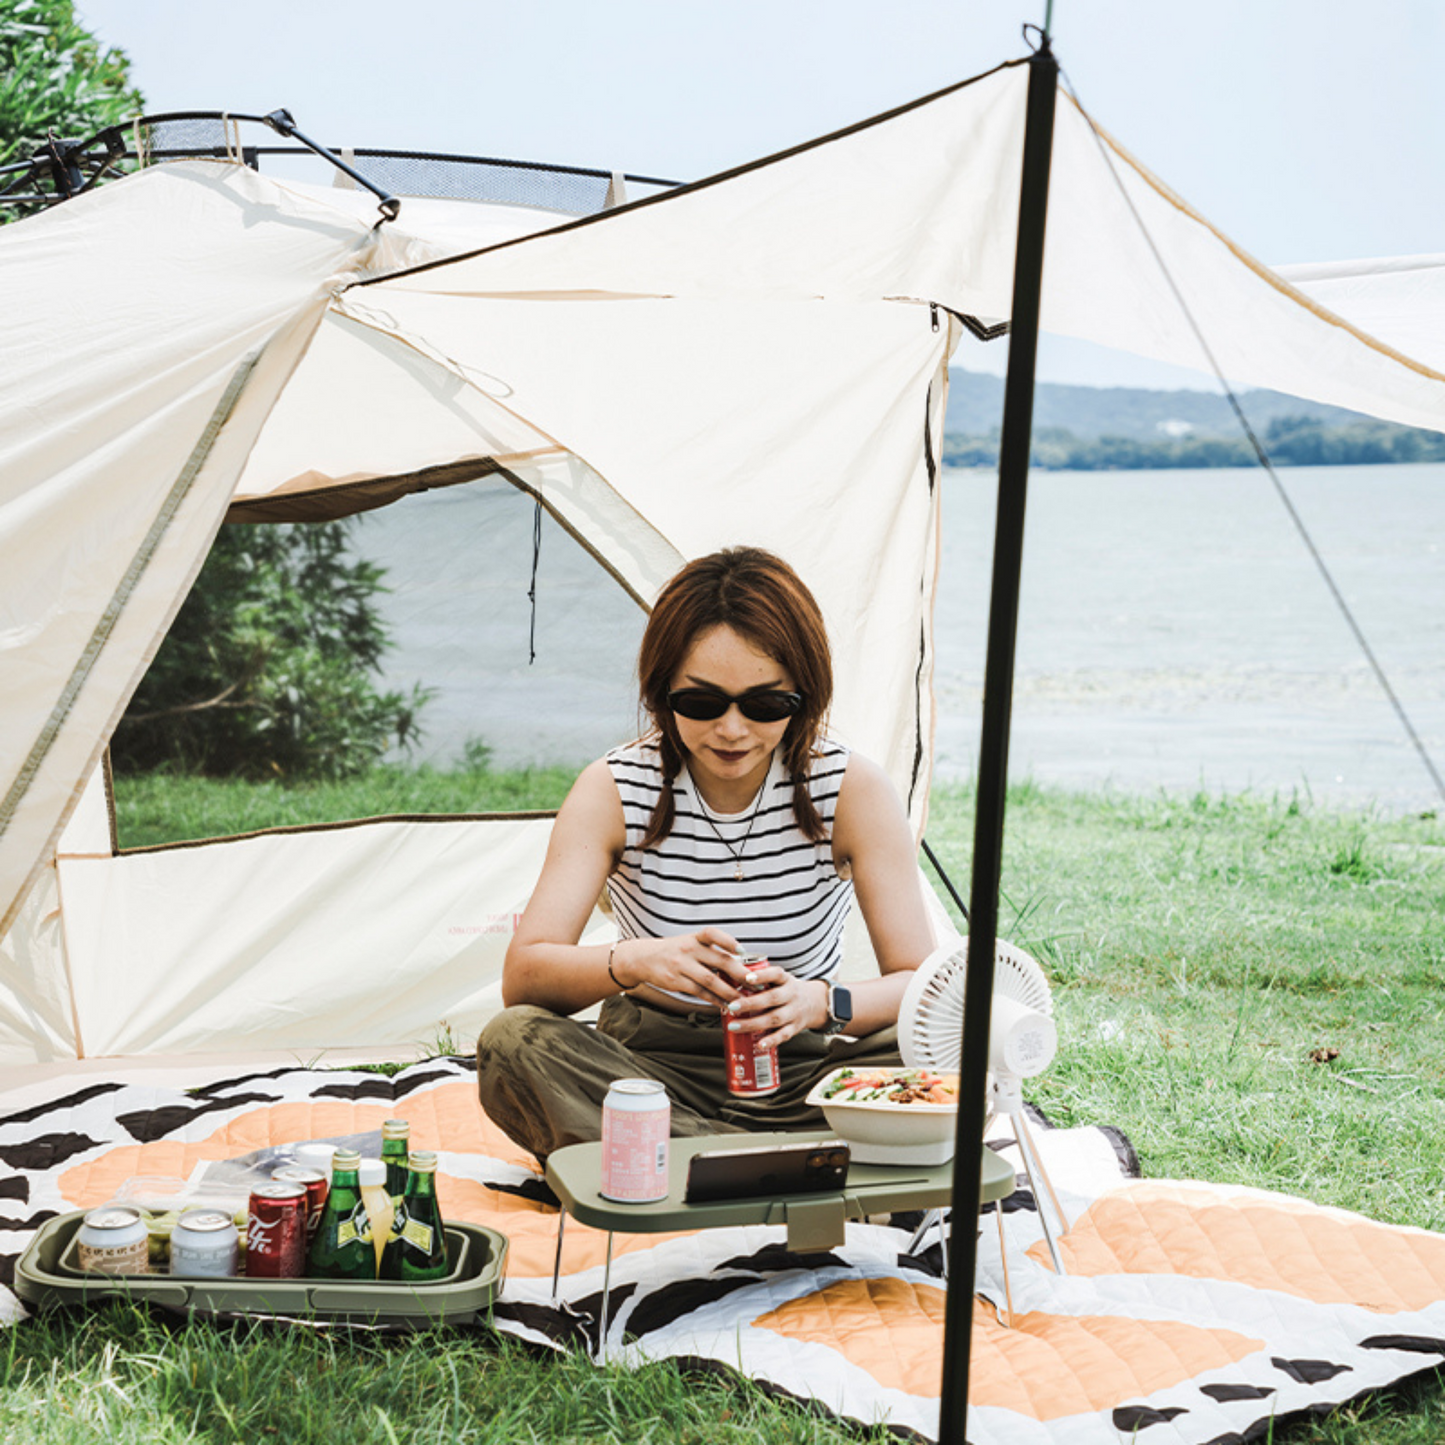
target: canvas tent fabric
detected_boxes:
[3,58,1445,1067]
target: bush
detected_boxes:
[111,520,430,781]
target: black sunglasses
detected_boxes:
[666,688,804,723]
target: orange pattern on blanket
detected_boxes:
[53,1080,692,1279]
[1031,1182,1445,1314]
[755,1280,1261,1418]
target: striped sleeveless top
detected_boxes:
[605,737,853,988]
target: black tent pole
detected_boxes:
[936,35,1058,1445]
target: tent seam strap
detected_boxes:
[0,351,262,852]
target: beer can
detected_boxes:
[246,1182,308,1277]
[76,1206,149,1275]
[725,966,781,1097]
[271,1165,328,1240]
[169,1208,239,1277]
[600,1078,670,1203]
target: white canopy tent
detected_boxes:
[3,58,1443,1069]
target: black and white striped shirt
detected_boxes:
[606,737,853,991]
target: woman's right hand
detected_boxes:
[612,928,750,1008]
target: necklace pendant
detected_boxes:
[734,862,745,881]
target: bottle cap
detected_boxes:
[330,1148,362,1170]
[358,1159,387,1186]
[294,1143,337,1176]
[408,1150,438,1172]
[382,1119,410,1139]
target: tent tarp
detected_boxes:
[2,60,1443,1063]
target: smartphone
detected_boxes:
[683,1140,850,1204]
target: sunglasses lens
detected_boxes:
[667,690,801,722]
[667,690,728,720]
[740,693,801,722]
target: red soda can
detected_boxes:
[246,1182,308,1277]
[725,963,780,1097]
[271,1166,328,1241]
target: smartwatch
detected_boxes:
[821,981,853,1037]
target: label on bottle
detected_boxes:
[336,1201,371,1248]
[401,1217,435,1254]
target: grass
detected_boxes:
[0,1307,887,1445]
[26,768,1445,1442]
[112,764,578,848]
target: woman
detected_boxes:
[477,547,935,1162]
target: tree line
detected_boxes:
[942,414,1445,471]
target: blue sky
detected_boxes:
[77,1,1442,390]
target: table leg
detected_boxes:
[994,1203,1013,1329]
[551,1209,566,1301]
[598,1230,615,1363]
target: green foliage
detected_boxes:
[0,0,142,170]
[942,413,1445,471]
[111,521,432,783]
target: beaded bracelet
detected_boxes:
[607,941,635,992]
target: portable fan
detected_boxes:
[898,936,1070,1275]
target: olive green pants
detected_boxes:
[476,994,903,1164]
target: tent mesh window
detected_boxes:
[127,116,677,213]
[110,479,649,847]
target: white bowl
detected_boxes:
[804,1066,959,1166]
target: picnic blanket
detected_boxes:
[4,1057,1444,1443]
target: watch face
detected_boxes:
[832,985,853,1024]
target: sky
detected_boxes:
[77,0,1443,390]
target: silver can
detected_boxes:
[169,1208,240,1277]
[76,1206,150,1275]
[601,1078,670,1203]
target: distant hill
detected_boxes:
[945,369,1369,441]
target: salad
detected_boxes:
[820,1068,958,1106]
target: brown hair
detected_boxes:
[636,547,832,849]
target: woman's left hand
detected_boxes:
[724,965,828,1051]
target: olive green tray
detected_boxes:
[15,1211,507,1328]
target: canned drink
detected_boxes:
[169,1208,239,1277]
[600,1078,671,1203]
[246,1182,308,1277]
[725,965,781,1097]
[271,1166,328,1240]
[76,1207,149,1275]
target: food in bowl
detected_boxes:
[806,1066,961,1165]
[818,1068,958,1106]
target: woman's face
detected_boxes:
[669,624,796,802]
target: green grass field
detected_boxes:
[10,769,1442,1444]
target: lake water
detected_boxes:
[359,463,1445,815]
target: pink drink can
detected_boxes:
[725,965,780,1097]
[600,1078,671,1203]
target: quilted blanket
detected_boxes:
[3,1058,1444,1443]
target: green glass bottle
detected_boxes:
[306,1148,375,1279]
[380,1119,411,1207]
[380,1151,448,1282]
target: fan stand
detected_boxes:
[989,1074,1071,1274]
[904,1076,1071,1328]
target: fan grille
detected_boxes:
[898,938,1051,1072]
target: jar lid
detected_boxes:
[177,1209,233,1232]
[609,1078,666,1096]
[83,1207,141,1230]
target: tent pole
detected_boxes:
[936,36,1058,1445]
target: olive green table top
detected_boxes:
[546,1132,1015,1253]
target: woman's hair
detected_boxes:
[636,547,832,849]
